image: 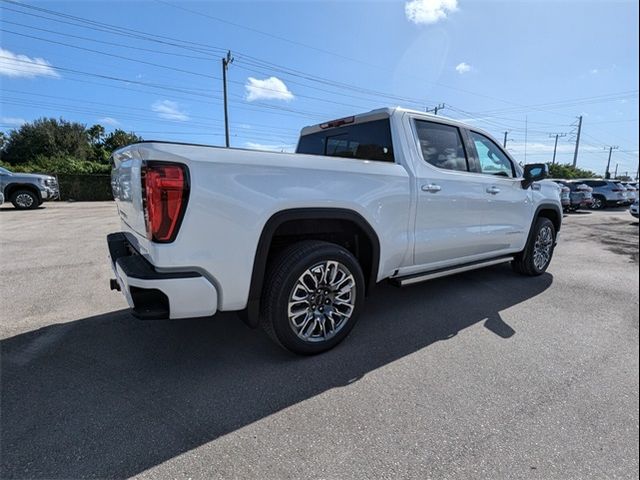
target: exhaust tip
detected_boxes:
[110,278,121,291]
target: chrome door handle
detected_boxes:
[422,184,441,193]
[486,186,501,195]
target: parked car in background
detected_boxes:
[553,182,571,211]
[630,199,639,219]
[552,180,593,211]
[622,183,638,203]
[578,179,628,209]
[0,167,59,209]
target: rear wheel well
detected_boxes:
[267,217,375,290]
[243,208,380,328]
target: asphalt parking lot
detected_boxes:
[1,202,638,479]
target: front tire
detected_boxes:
[512,217,556,276]
[11,190,39,210]
[261,240,365,355]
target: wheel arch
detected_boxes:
[5,183,42,203]
[241,207,381,328]
[534,203,562,233]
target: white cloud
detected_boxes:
[589,68,599,75]
[0,47,59,79]
[455,62,472,74]
[99,117,120,127]
[151,100,189,121]
[245,141,294,152]
[405,0,458,25]
[0,117,26,127]
[245,76,294,102]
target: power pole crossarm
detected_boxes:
[222,50,234,148]
[426,103,446,116]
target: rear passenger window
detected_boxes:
[414,120,468,172]
[296,119,394,162]
[585,181,606,187]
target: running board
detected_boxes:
[390,256,514,287]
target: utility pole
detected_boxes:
[549,132,567,165]
[572,115,583,167]
[604,145,619,179]
[222,50,234,148]
[613,163,619,179]
[426,103,445,115]
[503,131,509,148]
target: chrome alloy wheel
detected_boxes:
[15,193,34,208]
[287,260,356,343]
[592,197,603,209]
[533,225,553,271]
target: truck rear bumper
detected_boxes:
[107,232,218,319]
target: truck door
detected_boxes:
[409,118,529,268]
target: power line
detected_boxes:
[1,19,215,61]
[0,28,221,80]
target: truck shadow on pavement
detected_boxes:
[1,265,552,479]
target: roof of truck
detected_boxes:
[299,107,464,136]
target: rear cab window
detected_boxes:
[413,120,469,172]
[296,119,395,162]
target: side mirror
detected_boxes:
[522,163,548,189]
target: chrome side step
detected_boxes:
[390,256,514,287]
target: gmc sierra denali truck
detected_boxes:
[108,107,561,354]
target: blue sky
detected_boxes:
[1,0,638,176]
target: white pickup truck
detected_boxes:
[108,107,561,354]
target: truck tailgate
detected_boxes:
[111,146,147,238]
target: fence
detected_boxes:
[55,174,113,201]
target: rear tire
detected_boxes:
[261,240,365,355]
[591,195,606,210]
[11,190,39,210]
[512,217,556,276]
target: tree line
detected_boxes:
[0,118,142,175]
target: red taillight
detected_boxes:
[142,162,189,243]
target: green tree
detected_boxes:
[102,129,143,152]
[90,129,143,164]
[87,124,105,145]
[1,118,91,165]
[548,163,598,179]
